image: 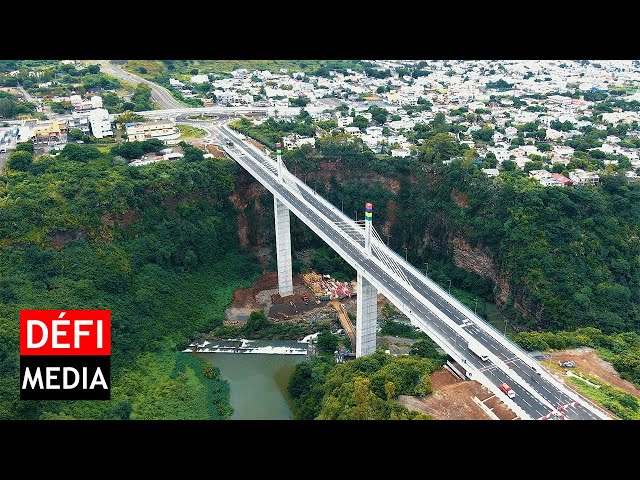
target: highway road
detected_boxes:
[16,84,37,103]
[98,61,185,110]
[216,124,607,420]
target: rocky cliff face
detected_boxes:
[449,236,511,307]
[231,168,271,247]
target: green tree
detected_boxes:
[368,105,388,124]
[244,310,270,335]
[15,141,34,154]
[317,330,339,352]
[501,159,516,171]
[6,150,33,172]
[68,129,85,141]
[350,115,369,130]
[471,125,494,142]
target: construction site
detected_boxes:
[225,270,358,347]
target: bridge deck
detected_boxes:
[216,124,608,421]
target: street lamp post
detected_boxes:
[424,262,429,277]
[355,211,358,222]
[448,279,452,294]
[341,200,344,213]
[474,298,478,314]
[404,247,408,261]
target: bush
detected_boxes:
[244,310,270,335]
[317,330,339,353]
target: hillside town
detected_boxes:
[2,60,640,183]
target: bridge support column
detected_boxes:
[274,197,293,297]
[356,271,377,357]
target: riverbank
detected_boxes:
[184,338,310,355]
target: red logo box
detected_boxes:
[20,310,111,356]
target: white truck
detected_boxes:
[468,339,491,362]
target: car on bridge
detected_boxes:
[500,383,516,399]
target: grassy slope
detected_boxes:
[178,124,207,139]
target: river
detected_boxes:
[191,349,305,420]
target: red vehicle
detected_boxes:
[499,383,516,399]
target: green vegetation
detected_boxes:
[512,328,640,389]
[288,351,437,419]
[231,116,315,150]
[486,79,513,90]
[380,320,423,339]
[316,330,339,353]
[210,309,330,341]
[565,372,640,420]
[0,142,260,419]
[177,124,207,138]
[0,90,36,119]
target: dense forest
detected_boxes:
[0,141,260,419]
[288,347,443,420]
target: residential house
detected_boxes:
[391,148,411,157]
[190,74,209,84]
[67,115,91,134]
[569,169,600,186]
[482,168,500,177]
[529,169,552,180]
[540,177,564,187]
[550,173,573,186]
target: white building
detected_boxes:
[391,147,411,157]
[125,120,180,144]
[482,168,500,177]
[569,169,600,186]
[545,128,563,141]
[504,126,518,139]
[529,169,552,180]
[283,134,316,149]
[540,177,564,187]
[89,108,113,139]
[190,74,209,84]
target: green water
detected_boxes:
[192,352,304,420]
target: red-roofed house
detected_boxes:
[551,173,573,187]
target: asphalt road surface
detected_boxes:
[217,124,604,421]
[98,61,185,110]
